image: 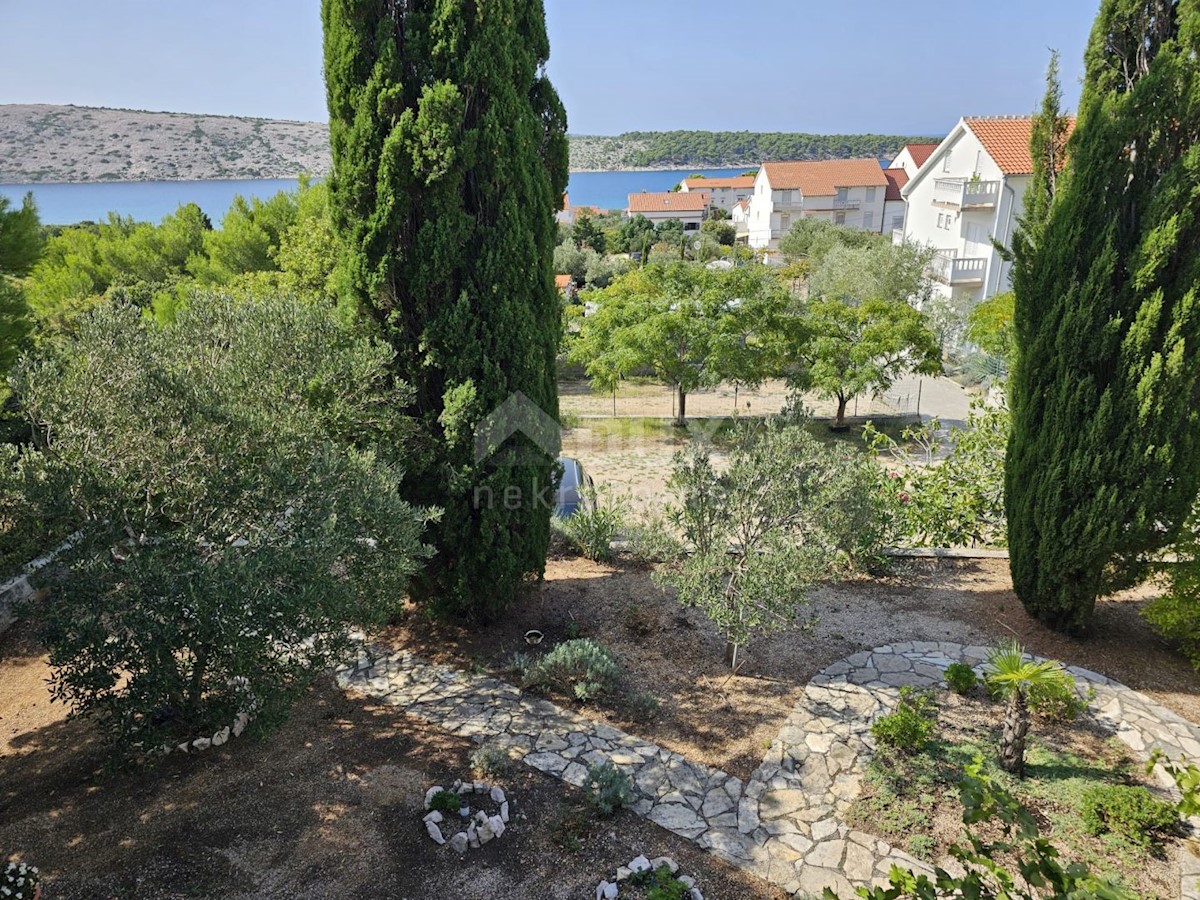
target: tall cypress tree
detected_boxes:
[322,1,569,618]
[1007,0,1200,632]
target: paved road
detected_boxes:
[890,374,974,429]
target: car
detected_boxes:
[554,456,595,519]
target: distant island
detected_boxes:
[0,105,938,183]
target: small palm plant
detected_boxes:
[984,640,1076,777]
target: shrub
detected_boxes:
[623,511,684,565]
[523,639,621,702]
[2,861,40,900]
[626,690,661,722]
[1146,507,1200,671]
[944,662,979,695]
[1081,784,1178,850]
[14,296,431,756]
[1027,676,1089,721]
[428,789,464,815]
[554,488,626,562]
[469,743,513,780]
[871,687,937,753]
[622,604,659,636]
[633,865,689,900]
[586,760,633,816]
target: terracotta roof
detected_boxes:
[627,191,711,213]
[903,143,939,168]
[735,200,748,210]
[682,175,756,190]
[883,169,908,201]
[760,158,888,196]
[964,116,1076,176]
[555,274,572,290]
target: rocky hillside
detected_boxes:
[0,105,935,182]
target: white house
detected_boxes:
[887,143,939,179]
[882,169,908,237]
[679,175,756,214]
[746,158,890,250]
[730,199,750,241]
[626,190,710,230]
[897,116,1073,306]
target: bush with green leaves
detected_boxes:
[523,639,621,702]
[1145,506,1200,672]
[1027,677,1089,722]
[622,510,684,565]
[553,487,626,562]
[943,663,978,695]
[825,758,1137,899]
[428,789,465,815]
[586,760,634,816]
[469,743,514,780]
[871,687,938,754]
[656,420,885,668]
[631,865,689,900]
[1080,784,1178,850]
[13,294,431,756]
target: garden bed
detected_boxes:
[847,689,1186,899]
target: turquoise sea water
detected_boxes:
[0,167,749,226]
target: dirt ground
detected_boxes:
[0,623,784,900]
[392,556,1200,782]
[2,558,1197,899]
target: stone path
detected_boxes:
[336,642,1200,899]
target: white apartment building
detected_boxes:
[678,175,756,214]
[887,143,939,179]
[626,190,711,230]
[897,116,1072,306]
[746,158,890,250]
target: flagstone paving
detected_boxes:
[336,641,1200,899]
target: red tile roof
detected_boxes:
[627,191,711,213]
[883,169,909,201]
[555,274,573,290]
[964,116,1076,176]
[903,143,939,168]
[761,158,888,196]
[681,175,756,191]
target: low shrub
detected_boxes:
[871,686,937,753]
[631,865,689,900]
[2,861,40,900]
[1028,676,1089,721]
[554,488,626,562]
[944,662,978,695]
[586,760,634,816]
[428,789,464,815]
[469,743,513,779]
[626,690,661,722]
[622,604,659,636]
[622,512,684,565]
[523,639,621,702]
[1081,784,1179,849]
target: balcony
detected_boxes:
[932,178,1001,209]
[832,197,860,210]
[929,252,986,286]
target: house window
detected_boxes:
[836,187,848,203]
[892,214,905,230]
[835,211,846,225]
[943,150,952,173]
[937,212,945,228]
[866,186,876,203]
[863,211,873,230]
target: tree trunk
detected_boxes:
[725,640,738,669]
[675,388,687,427]
[998,689,1029,777]
[832,394,850,431]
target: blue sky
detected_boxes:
[1,0,1098,136]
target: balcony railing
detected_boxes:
[892,229,907,246]
[832,197,860,210]
[929,252,986,286]
[933,178,1001,209]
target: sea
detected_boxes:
[0,167,749,227]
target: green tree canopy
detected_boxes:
[1006,0,1200,632]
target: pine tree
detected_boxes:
[322,0,569,618]
[1007,0,1200,632]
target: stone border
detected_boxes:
[336,642,1200,899]
[596,854,703,900]
[422,780,510,853]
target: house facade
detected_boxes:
[882,169,908,237]
[887,143,939,179]
[626,190,711,230]
[746,158,890,250]
[679,175,756,214]
[897,116,1070,306]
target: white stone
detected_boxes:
[212,726,230,747]
[490,786,506,803]
[424,786,444,810]
[467,823,480,849]
[500,801,510,823]
[449,831,468,854]
[651,856,678,874]
[629,855,652,874]
[603,882,618,899]
[425,821,445,845]
[232,713,249,737]
[478,820,495,844]
[615,866,632,881]
[192,737,212,751]
[423,811,443,824]
[678,875,696,889]
[488,815,505,838]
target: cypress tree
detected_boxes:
[322,0,569,618]
[1007,0,1200,632]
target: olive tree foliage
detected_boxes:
[13,294,432,756]
[1006,0,1200,632]
[568,263,791,425]
[779,218,884,268]
[323,0,569,618]
[655,421,885,668]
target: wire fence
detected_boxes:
[559,378,921,421]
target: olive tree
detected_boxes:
[14,293,432,756]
